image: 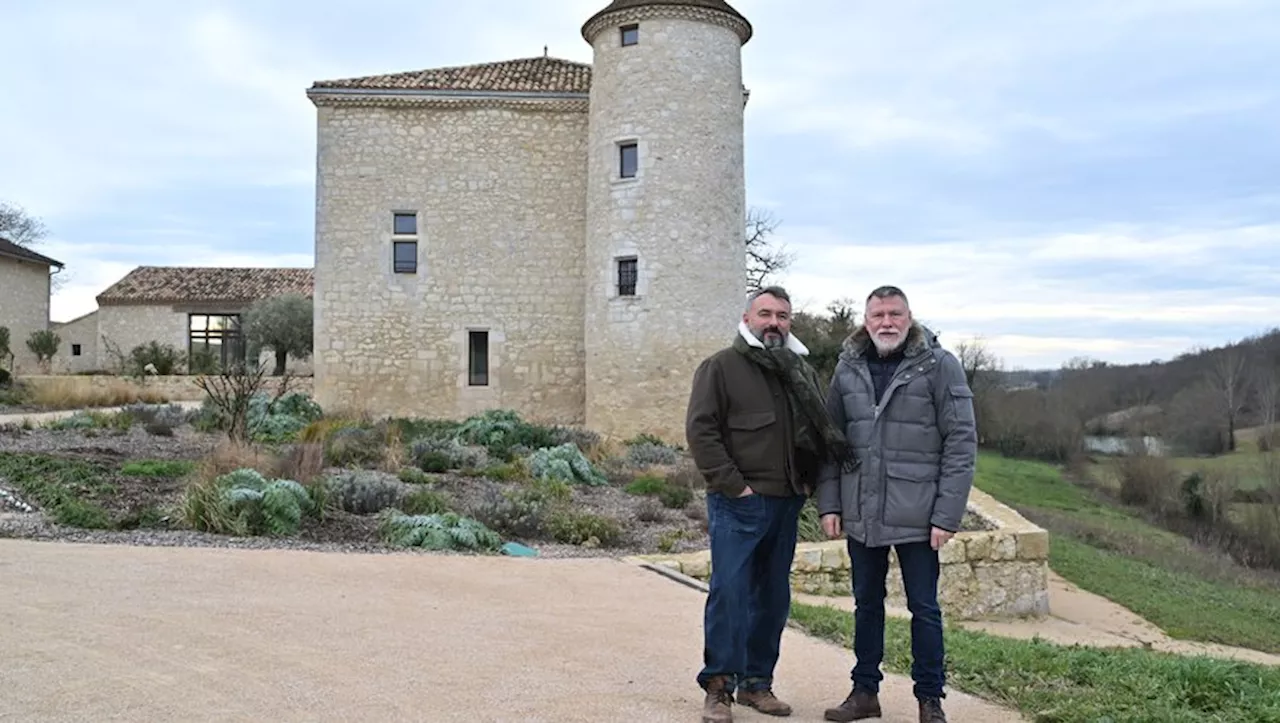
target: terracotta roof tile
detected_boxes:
[310,56,592,94]
[96,266,313,305]
[0,237,63,267]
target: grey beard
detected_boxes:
[762,334,785,349]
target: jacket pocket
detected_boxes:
[949,384,976,426]
[841,468,862,522]
[881,461,937,529]
[726,409,777,476]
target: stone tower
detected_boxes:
[580,0,752,442]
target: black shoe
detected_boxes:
[918,697,947,723]
[824,687,881,721]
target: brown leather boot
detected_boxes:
[701,676,734,723]
[824,687,882,721]
[737,688,793,716]
[918,697,947,723]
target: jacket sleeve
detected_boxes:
[930,352,978,532]
[685,356,748,497]
[816,366,847,516]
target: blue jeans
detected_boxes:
[697,491,806,694]
[847,538,946,701]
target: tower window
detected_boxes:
[393,241,417,273]
[617,257,638,296]
[468,331,489,386]
[621,24,639,46]
[619,142,638,179]
[393,212,417,235]
[71,344,82,357]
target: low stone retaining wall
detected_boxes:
[18,375,314,404]
[629,487,1050,621]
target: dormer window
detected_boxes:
[621,24,639,46]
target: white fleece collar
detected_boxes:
[738,320,810,356]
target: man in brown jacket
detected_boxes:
[686,286,854,723]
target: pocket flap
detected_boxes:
[949,384,974,398]
[727,410,776,431]
[885,461,936,483]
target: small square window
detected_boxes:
[619,142,638,179]
[393,212,417,235]
[393,241,417,273]
[71,344,82,357]
[621,24,639,46]
[468,331,489,386]
[617,257,638,296]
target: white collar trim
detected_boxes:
[738,320,810,356]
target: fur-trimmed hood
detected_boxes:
[840,322,940,362]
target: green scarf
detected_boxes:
[733,333,858,471]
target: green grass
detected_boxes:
[0,452,116,529]
[790,602,1280,723]
[975,452,1280,654]
[120,459,196,478]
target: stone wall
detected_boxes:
[0,256,53,375]
[582,10,749,443]
[50,311,99,374]
[310,100,589,425]
[630,488,1050,621]
[20,374,313,405]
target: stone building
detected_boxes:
[306,0,753,441]
[0,237,64,374]
[51,266,314,375]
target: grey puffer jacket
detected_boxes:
[816,323,978,547]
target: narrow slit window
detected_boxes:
[621,24,639,46]
[393,241,417,273]
[619,142,638,179]
[468,331,489,386]
[617,257,638,296]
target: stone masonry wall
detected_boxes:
[0,257,53,375]
[583,12,749,443]
[311,102,589,425]
[20,374,312,404]
[50,311,99,374]
[631,488,1051,621]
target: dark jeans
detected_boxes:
[847,537,945,701]
[697,490,806,694]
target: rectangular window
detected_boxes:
[617,257,638,296]
[468,331,489,386]
[621,24,639,46]
[393,241,417,273]
[71,344,82,357]
[188,313,245,370]
[393,212,417,235]
[619,142,638,179]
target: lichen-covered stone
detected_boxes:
[1017,530,1050,561]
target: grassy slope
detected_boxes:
[974,452,1280,654]
[791,601,1280,723]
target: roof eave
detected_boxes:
[306,86,591,107]
[0,248,64,268]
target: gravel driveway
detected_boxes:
[0,539,1023,722]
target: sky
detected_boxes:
[2,0,1278,371]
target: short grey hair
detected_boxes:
[746,285,792,311]
[866,285,909,307]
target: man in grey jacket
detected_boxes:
[816,286,977,723]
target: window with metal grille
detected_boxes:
[617,257,638,296]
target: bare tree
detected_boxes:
[1207,348,1249,453]
[0,200,48,247]
[194,360,297,443]
[1254,367,1279,437]
[954,337,1001,390]
[745,207,794,291]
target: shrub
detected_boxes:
[1116,455,1177,511]
[625,474,667,496]
[410,437,489,473]
[325,426,386,468]
[626,441,681,467]
[636,498,666,522]
[401,487,452,516]
[323,470,405,514]
[798,499,825,542]
[126,341,185,377]
[378,511,502,552]
[455,409,559,461]
[0,368,11,387]
[248,392,324,443]
[547,509,623,547]
[183,468,320,536]
[528,443,608,486]
[121,460,195,478]
[658,485,694,509]
[550,425,603,455]
[398,467,433,485]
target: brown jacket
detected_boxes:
[685,341,822,498]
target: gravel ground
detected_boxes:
[0,424,219,459]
